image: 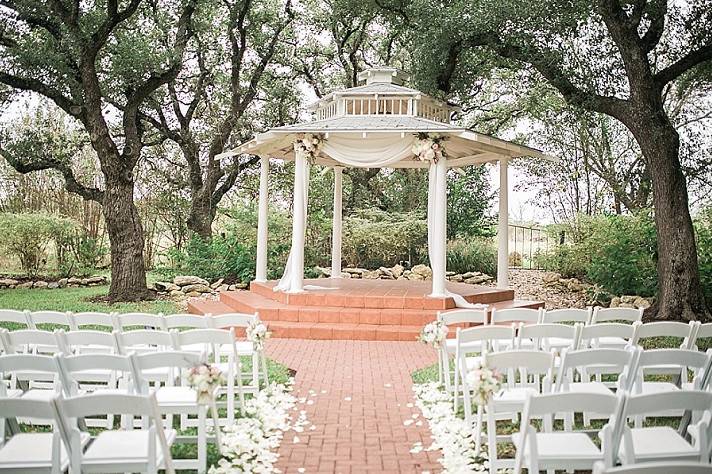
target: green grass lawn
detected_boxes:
[0,284,179,314]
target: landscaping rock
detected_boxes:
[155,281,180,292]
[33,281,49,289]
[411,264,432,279]
[0,278,19,287]
[173,275,209,287]
[170,290,185,297]
[218,284,230,292]
[57,278,68,288]
[340,272,352,279]
[620,295,637,304]
[363,270,380,279]
[67,277,83,285]
[391,264,404,278]
[47,282,59,289]
[633,296,651,309]
[185,291,201,297]
[610,296,622,308]
[85,276,105,284]
[235,282,248,289]
[542,272,562,285]
[16,281,33,289]
[448,274,464,282]
[181,283,211,294]
[228,284,237,290]
[210,278,224,289]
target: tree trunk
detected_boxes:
[631,113,709,322]
[186,191,216,239]
[102,177,150,301]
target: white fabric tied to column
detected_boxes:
[331,167,343,278]
[275,146,310,293]
[426,156,488,309]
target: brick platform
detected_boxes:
[266,339,441,473]
[188,278,543,341]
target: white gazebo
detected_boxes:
[218,67,553,301]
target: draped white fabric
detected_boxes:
[274,152,311,292]
[321,134,416,168]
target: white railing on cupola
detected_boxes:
[314,96,451,123]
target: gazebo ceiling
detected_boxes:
[218,67,555,168]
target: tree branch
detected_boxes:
[0,71,81,118]
[655,42,712,86]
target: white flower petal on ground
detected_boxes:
[344,396,351,401]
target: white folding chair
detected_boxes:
[117,312,166,330]
[164,313,211,330]
[515,322,582,352]
[695,323,712,350]
[70,311,117,331]
[490,307,542,325]
[53,392,176,474]
[580,322,640,350]
[478,350,555,472]
[129,351,211,473]
[542,307,592,324]
[115,328,174,355]
[513,391,620,474]
[171,328,241,427]
[594,461,712,474]
[55,329,117,355]
[0,309,30,330]
[633,349,711,412]
[0,397,81,473]
[556,347,639,425]
[635,321,700,350]
[0,353,61,406]
[453,324,516,423]
[0,328,60,355]
[27,311,75,331]
[592,307,643,324]
[437,309,487,391]
[211,312,267,387]
[614,391,712,465]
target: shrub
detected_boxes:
[342,209,428,268]
[0,213,77,276]
[508,251,523,267]
[695,207,712,308]
[447,238,497,275]
[539,212,657,296]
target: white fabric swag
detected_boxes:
[321,134,416,168]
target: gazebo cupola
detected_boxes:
[311,67,457,123]
[218,67,554,302]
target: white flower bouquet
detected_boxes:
[247,320,271,351]
[465,360,503,406]
[418,320,448,348]
[412,132,447,163]
[294,133,325,164]
[187,363,224,405]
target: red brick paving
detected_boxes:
[265,339,442,473]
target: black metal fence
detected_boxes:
[508,224,558,270]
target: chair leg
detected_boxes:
[487,407,497,474]
[252,352,259,389]
[474,404,483,456]
[198,406,207,474]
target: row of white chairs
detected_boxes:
[0,309,251,332]
[457,346,712,473]
[437,307,707,393]
[1,391,176,473]
[513,389,712,473]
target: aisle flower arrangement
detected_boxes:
[465,360,503,406]
[247,320,271,351]
[413,382,492,472]
[412,132,447,163]
[418,320,448,348]
[209,380,303,473]
[187,363,224,405]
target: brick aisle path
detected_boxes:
[266,339,442,473]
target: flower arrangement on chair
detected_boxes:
[418,320,448,348]
[247,320,271,352]
[294,133,325,164]
[412,132,447,163]
[187,363,224,405]
[465,359,503,406]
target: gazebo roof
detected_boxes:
[218,67,555,168]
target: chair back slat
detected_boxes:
[490,307,542,325]
[117,312,166,330]
[0,309,30,328]
[28,310,74,330]
[72,311,116,330]
[210,312,256,328]
[623,390,712,417]
[592,306,643,323]
[526,391,618,417]
[438,309,487,325]
[164,313,210,329]
[542,308,591,324]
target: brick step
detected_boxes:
[249,279,515,310]
[187,293,544,341]
[219,289,438,326]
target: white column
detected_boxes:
[288,152,306,293]
[330,166,343,278]
[497,158,509,288]
[255,156,269,282]
[430,157,448,298]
